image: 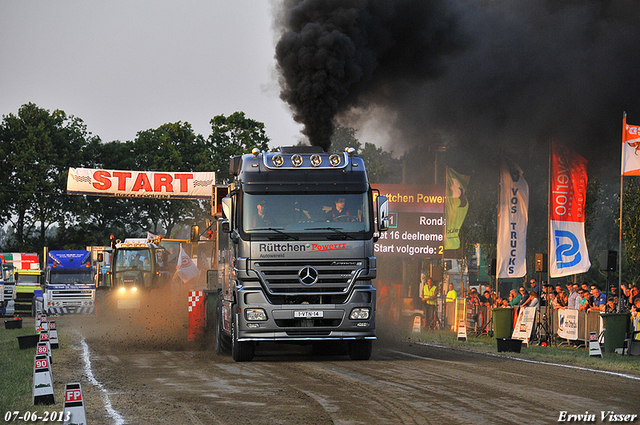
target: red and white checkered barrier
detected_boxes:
[188,290,205,341]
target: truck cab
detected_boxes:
[43,250,96,314]
[215,146,389,361]
[106,238,170,310]
[14,269,44,316]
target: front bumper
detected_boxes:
[235,285,376,342]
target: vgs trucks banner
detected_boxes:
[549,142,591,278]
[67,168,215,199]
[373,184,444,258]
[497,158,529,278]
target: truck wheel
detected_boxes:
[215,294,230,355]
[231,312,254,362]
[347,340,372,360]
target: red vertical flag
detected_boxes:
[622,114,640,176]
[549,142,591,277]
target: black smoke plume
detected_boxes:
[275,0,640,172]
[275,0,465,151]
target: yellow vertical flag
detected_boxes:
[444,168,470,250]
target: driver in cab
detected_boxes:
[253,199,277,227]
[326,197,353,221]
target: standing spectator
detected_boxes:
[630,286,640,305]
[621,284,632,311]
[631,298,640,335]
[567,283,580,310]
[555,285,568,308]
[578,290,591,311]
[521,288,539,307]
[509,289,521,307]
[517,287,529,306]
[530,278,540,297]
[588,286,607,313]
[481,289,492,308]
[445,283,457,303]
[467,288,481,325]
[421,275,437,329]
[580,281,590,293]
[605,296,618,313]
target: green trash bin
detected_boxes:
[492,307,514,339]
[601,312,631,354]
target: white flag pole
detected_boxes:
[618,112,626,312]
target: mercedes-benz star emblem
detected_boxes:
[298,266,319,285]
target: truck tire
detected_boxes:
[215,293,231,355]
[231,311,254,362]
[347,340,372,360]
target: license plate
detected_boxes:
[294,310,323,318]
[117,300,141,309]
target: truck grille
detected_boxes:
[252,260,363,302]
[49,290,93,300]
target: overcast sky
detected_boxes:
[0,1,304,147]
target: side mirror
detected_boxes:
[97,253,104,263]
[190,225,199,243]
[222,197,232,220]
[377,195,389,232]
[221,220,231,234]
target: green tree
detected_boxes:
[131,122,208,237]
[206,112,270,183]
[0,103,97,251]
[328,126,402,184]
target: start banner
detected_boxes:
[67,168,215,199]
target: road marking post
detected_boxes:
[457,320,467,341]
[63,382,87,425]
[412,315,422,333]
[49,320,59,349]
[33,354,55,405]
[589,331,603,358]
[37,314,48,331]
[37,341,52,365]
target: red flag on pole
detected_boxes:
[549,142,591,277]
[622,114,640,176]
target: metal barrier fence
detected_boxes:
[440,303,604,342]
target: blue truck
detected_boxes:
[43,250,96,314]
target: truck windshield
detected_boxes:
[16,274,40,284]
[243,193,370,234]
[50,270,94,284]
[115,249,152,271]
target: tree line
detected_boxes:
[0,103,270,252]
[1,102,638,286]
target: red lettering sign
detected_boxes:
[65,389,83,402]
[92,170,111,190]
[154,173,173,192]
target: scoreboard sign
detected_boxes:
[373,184,445,258]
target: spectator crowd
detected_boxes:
[467,279,640,315]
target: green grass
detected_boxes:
[0,320,68,415]
[404,329,640,376]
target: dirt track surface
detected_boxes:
[52,315,639,425]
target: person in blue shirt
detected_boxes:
[588,285,607,313]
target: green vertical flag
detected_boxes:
[444,167,470,250]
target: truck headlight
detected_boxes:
[245,308,267,321]
[350,308,370,320]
